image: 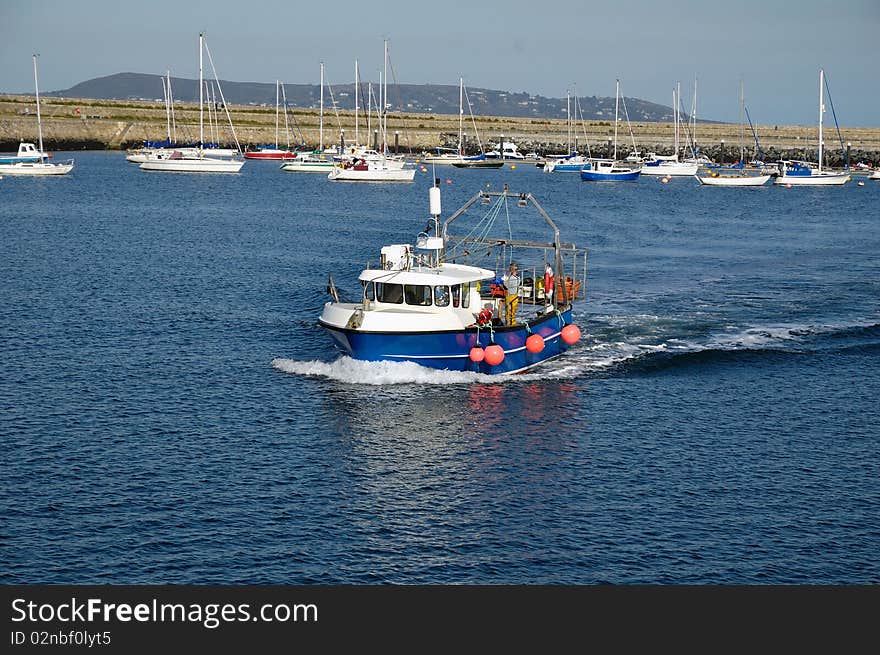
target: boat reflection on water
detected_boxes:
[466,381,580,432]
[319,376,582,456]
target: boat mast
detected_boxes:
[613,79,620,161]
[167,71,177,143]
[275,80,280,149]
[382,39,388,155]
[692,76,697,156]
[739,78,745,164]
[32,54,44,157]
[354,60,359,147]
[566,89,571,154]
[458,76,464,155]
[162,73,171,142]
[319,62,324,152]
[199,33,204,150]
[281,82,291,150]
[674,83,680,159]
[818,68,824,173]
[367,81,372,143]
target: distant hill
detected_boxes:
[40,72,688,123]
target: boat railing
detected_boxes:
[441,186,588,309]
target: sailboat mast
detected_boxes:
[567,90,571,154]
[674,83,680,158]
[32,54,44,156]
[458,76,464,154]
[319,62,324,152]
[739,78,745,164]
[692,76,697,154]
[281,83,291,150]
[383,39,388,155]
[614,80,622,160]
[367,81,372,142]
[354,60,359,147]
[161,75,170,142]
[167,71,177,143]
[275,80,280,148]
[199,33,204,148]
[818,68,824,173]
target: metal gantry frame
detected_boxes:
[441,184,588,308]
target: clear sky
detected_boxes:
[1,0,878,126]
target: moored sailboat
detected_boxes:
[0,55,74,176]
[139,34,244,173]
[696,80,770,186]
[581,80,641,182]
[244,80,295,160]
[641,82,698,176]
[773,69,849,186]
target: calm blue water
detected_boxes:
[2,152,878,584]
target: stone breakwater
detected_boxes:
[2,94,880,166]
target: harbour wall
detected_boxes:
[2,94,879,165]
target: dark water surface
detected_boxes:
[2,152,878,583]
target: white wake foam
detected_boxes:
[272,319,877,385]
[271,356,505,385]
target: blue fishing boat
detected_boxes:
[578,80,641,182]
[318,183,587,375]
[580,158,641,181]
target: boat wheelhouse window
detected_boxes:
[404,284,432,306]
[461,282,470,308]
[451,284,461,308]
[363,280,375,301]
[434,285,450,307]
[376,282,403,304]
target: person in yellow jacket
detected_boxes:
[501,263,520,325]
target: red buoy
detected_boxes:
[469,346,485,362]
[525,333,545,353]
[561,324,581,345]
[483,344,505,366]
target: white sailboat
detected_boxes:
[126,70,185,163]
[696,80,771,187]
[328,40,415,182]
[280,62,337,173]
[421,78,466,165]
[641,82,698,176]
[140,33,244,173]
[773,69,849,186]
[543,89,590,172]
[0,55,74,176]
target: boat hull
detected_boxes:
[319,308,575,375]
[580,169,640,182]
[327,167,415,182]
[451,159,504,169]
[696,174,771,186]
[280,160,335,172]
[421,155,463,165]
[0,160,74,175]
[244,149,295,160]
[544,161,587,173]
[641,161,699,176]
[139,157,244,173]
[773,172,850,186]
